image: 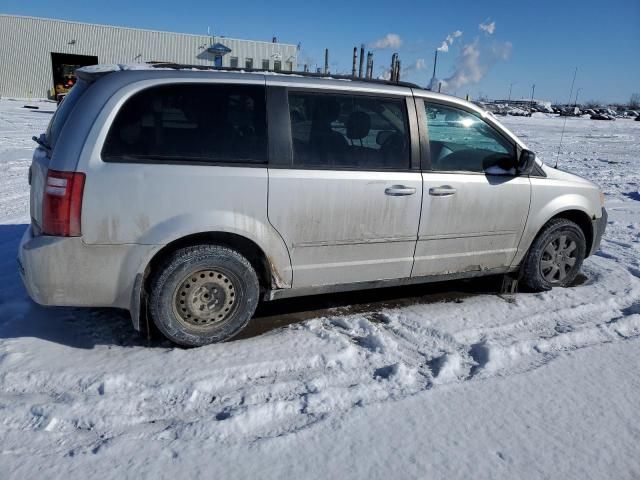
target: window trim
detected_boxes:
[100,82,269,167]
[273,87,418,172]
[418,98,519,175]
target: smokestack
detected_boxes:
[390,53,398,81]
[352,47,358,77]
[366,51,373,79]
[432,50,438,80]
[324,48,329,74]
[395,60,401,82]
[438,81,442,93]
[358,44,365,78]
[304,64,309,73]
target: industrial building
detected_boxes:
[0,14,298,99]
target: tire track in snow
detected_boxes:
[3,257,639,452]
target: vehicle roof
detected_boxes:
[77,63,483,111]
[77,63,428,96]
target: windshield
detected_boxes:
[45,79,89,149]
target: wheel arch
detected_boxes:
[131,231,286,333]
[547,209,594,255]
[511,203,595,268]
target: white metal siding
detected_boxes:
[0,15,297,98]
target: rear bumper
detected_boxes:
[18,226,158,310]
[590,207,607,256]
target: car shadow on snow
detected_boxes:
[241,276,511,339]
[0,224,590,348]
[0,224,165,349]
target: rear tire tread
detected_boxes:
[149,244,259,347]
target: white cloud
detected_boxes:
[402,58,427,75]
[369,33,403,50]
[479,21,496,35]
[437,30,463,52]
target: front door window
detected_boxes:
[424,102,515,173]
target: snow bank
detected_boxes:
[1,100,640,479]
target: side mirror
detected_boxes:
[517,149,536,175]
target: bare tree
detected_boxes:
[584,99,602,108]
[629,93,640,110]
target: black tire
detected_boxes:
[149,245,260,347]
[522,218,587,292]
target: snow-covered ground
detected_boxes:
[1,99,639,479]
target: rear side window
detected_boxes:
[424,102,515,173]
[46,79,89,148]
[102,84,267,164]
[289,91,410,170]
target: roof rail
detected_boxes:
[148,62,423,89]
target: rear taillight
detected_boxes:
[42,170,85,236]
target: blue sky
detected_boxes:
[2,0,639,102]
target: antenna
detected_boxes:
[555,67,577,168]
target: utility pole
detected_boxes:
[574,87,583,107]
[530,84,536,107]
[508,82,516,103]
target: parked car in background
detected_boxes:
[591,113,615,120]
[18,65,607,346]
[560,107,582,117]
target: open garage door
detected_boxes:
[51,52,98,101]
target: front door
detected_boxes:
[268,89,422,287]
[413,100,531,277]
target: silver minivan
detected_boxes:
[19,65,607,346]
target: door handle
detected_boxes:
[385,185,417,196]
[429,186,457,196]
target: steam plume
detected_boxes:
[437,30,463,52]
[479,21,496,35]
[438,39,512,92]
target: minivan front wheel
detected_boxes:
[149,245,260,346]
[522,218,587,291]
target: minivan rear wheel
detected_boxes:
[522,218,587,291]
[149,245,260,347]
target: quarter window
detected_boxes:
[289,91,410,169]
[424,102,515,172]
[102,84,267,164]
